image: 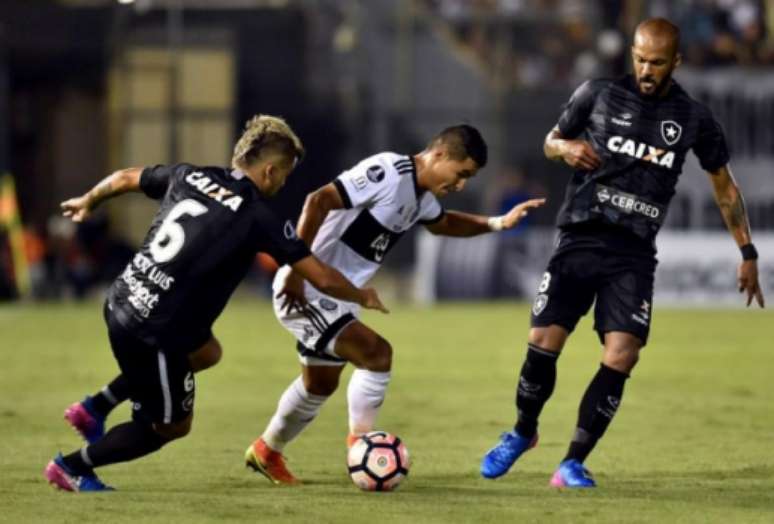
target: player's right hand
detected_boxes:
[60,195,92,222]
[361,288,389,314]
[276,270,307,314]
[738,260,765,308]
[561,140,602,171]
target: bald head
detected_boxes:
[631,18,682,97]
[635,18,680,57]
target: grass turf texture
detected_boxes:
[1,300,772,523]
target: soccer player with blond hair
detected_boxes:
[45,115,386,492]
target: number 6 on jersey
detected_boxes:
[149,199,209,263]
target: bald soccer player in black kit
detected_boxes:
[480,18,764,487]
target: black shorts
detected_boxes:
[530,247,656,345]
[104,302,195,425]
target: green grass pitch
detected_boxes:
[1,300,772,523]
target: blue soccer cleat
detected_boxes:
[44,454,114,492]
[549,459,596,488]
[64,396,105,444]
[480,430,538,479]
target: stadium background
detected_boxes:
[0,2,772,523]
[0,0,772,304]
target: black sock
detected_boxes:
[89,375,131,417]
[514,343,560,439]
[62,421,169,474]
[564,363,629,463]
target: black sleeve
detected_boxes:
[333,178,353,209]
[557,80,599,138]
[693,105,730,172]
[140,163,192,199]
[257,210,311,266]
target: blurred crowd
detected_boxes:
[0,214,278,302]
[0,215,133,301]
[424,0,773,88]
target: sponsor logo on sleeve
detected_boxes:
[284,220,298,240]
[366,165,385,183]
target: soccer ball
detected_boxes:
[347,431,410,491]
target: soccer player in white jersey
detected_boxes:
[245,125,545,484]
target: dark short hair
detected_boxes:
[428,124,488,168]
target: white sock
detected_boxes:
[262,376,328,452]
[347,369,391,435]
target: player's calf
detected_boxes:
[153,414,193,441]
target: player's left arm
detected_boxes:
[707,164,764,307]
[425,198,546,237]
[277,183,347,313]
[60,167,144,222]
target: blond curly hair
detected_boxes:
[231,115,305,169]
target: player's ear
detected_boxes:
[673,52,682,69]
[434,144,449,160]
[262,163,277,185]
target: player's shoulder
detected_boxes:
[357,151,409,170]
[669,80,715,118]
[350,151,412,182]
[574,77,616,97]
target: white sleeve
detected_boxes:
[333,160,391,209]
[417,192,445,224]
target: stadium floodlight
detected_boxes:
[117,0,135,4]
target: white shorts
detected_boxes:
[273,266,360,367]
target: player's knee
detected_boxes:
[363,337,392,372]
[604,345,640,373]
[153,416,193,440]
[528,327,566,352]
[189,338,222,372]
[200,341,223,369]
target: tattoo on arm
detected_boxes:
[89,179,115,204]
[718,190,752,247]
[85,168,140,208]
[711,166,752,244]
[721,196,747,229]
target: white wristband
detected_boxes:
[487,216,505,232]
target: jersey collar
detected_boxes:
[408,155,423,200]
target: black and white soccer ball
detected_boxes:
[347,431,410,491]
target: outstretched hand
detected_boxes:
[501,198,547,229]
[60,195,92,223]
[738,260,765,308]
[361,288,389,314]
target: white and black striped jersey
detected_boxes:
[307,152,444,287]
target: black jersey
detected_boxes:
[554,74,729,246]
[107,163,310,351]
